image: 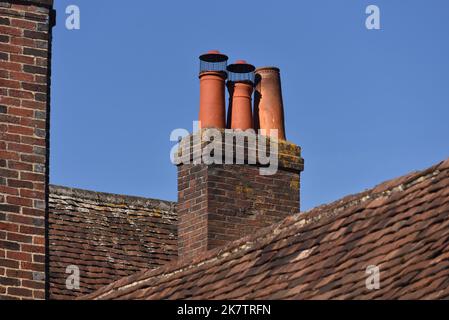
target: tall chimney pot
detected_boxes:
[198,51,228,129]
[254,67,287,140]
[226,60,256,131]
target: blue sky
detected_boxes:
[50,0,449,210]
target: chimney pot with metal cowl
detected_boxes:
[254,67,287,140]
[226,60,256,131]
[198,51,228,129]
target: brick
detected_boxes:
[20,172,44,182]
[10,70,34,82]
[32,236,44,246]
[20,244,44,254]
[10,37,34,47]
[0,168,18,178]
[23,64,46,75]
[0,43,21,54]
[19,225,43,236]
[34,75,47,84]
[7,232,32,244]
[0,258,19,269]
[0,17,10,26]
[34,127,45,137]
[0,25,21,37]
[20,262,44,272]
[6,251,32,262]
[7,107,33,117]
[5,269,33,280]
[34,93,46,102]
[22,208,43,217]
[8,89,34,100]
[0,277,20,286]
[10,18,36,30]
[7,125,34,136]
[33,290,45,299]
[0,69,8,79]
[22,279,43,290]
[7,143,33,154]
[23,30,47,40]
[0,240,20,251]
[20,189,44,200]
[7,287,32,298]
[0,61,21,71]
[33,200,45,210]
[35,40,47,50]
[34,111,46,120]
[10,54,34,64]
[0,113,20,125]
[21,136,45,147]
[23,48,46,58]
[7,196,33,207]
[22,82,46,93]
[0,222,18,232]
[7,179,33,189]
[0,204,20,213]
[1,97,20,107]
[21,100,46,110]
[0,133,20,143]
[0,186,19,196]
[32,254,44,264]
[6,214,43,227]
[0,78,20,88]
[35,57,46,66]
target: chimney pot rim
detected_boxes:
[227,61,256,74]
[255,66,280,73]
[199,51,229,63]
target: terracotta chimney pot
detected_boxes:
[254,67,287,140]
[198,51,228,129]
[226,60,256,131]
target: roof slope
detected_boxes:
[48,186,177,299]
[83,157,449,300]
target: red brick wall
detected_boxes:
[177,132,304,260]
[178,164,208,259]
[0,0,54,300]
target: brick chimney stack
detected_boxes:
[0,0,55,299]
[177,53,304,261]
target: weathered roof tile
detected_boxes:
[48,185,177,299]
[81,157,449,300]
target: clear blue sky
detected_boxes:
[50,0,449,211]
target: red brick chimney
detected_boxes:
[0,0,55,300]
[177,54,304,260]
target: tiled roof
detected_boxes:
[48,186,177,299]
[82,157,449,300]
